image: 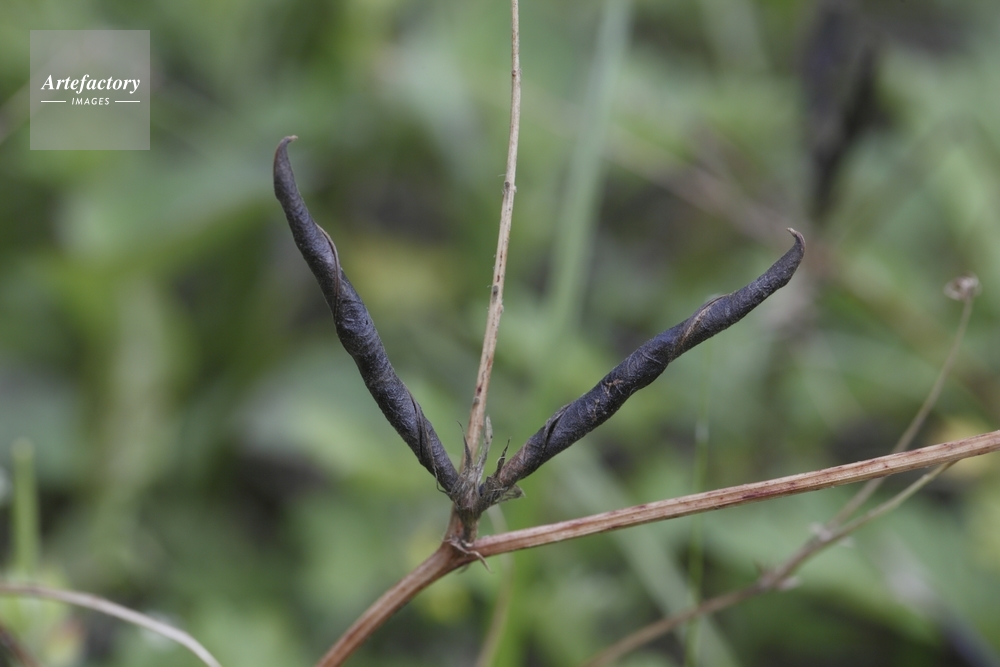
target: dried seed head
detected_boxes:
[944,274,981,302]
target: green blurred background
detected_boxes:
[2,0,1000,665]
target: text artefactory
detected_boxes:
[40,74,141,95]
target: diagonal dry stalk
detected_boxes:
[829,277,977,526]
[313,429,1000,666]
[470,429,999,556]
[582,462,956,667]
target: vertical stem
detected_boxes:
[314,544,470,667]
[465,0,522,461]
[685,342,713,666]
[11,439,39,577]
[474,507,516,667]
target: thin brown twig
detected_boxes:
[314,543,467,667]
[0,583,221,667]
[311,429,1000,665]
[830,286,975,526]
[586,583,764,667]
[470,430,1000,557]
[583,462,955,667]
[767,462,955,605]
[464,0,522,463]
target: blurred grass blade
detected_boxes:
[11,439,39,578]
[546,0,632,337]
[0,583,222,667]
[685,341,714,666]
[474,506,515,667]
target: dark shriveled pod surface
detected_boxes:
[473,231,806,516]
[274,137,460,495]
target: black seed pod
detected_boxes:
[275,136,804,529]
[274,137,459,494]
[478,231,805,505]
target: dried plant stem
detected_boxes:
[470,430,1000,557]
[456,3,519,655]
[583,462,954,667]
[313,429,1000,666]
[587,583,763,667]
[314,543,466,667]
[464,0,522,461]
[830,294,973,526]
[763,462,952,610]
[0,582,221,667]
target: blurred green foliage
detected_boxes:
[2,0,1000,665]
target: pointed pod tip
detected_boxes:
[783,228,805,266]
[273,136,311,223]
[274,136,303,201]
[275,135,298,164]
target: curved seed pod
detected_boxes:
[479,231,805,507]
[274,137,459,494]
